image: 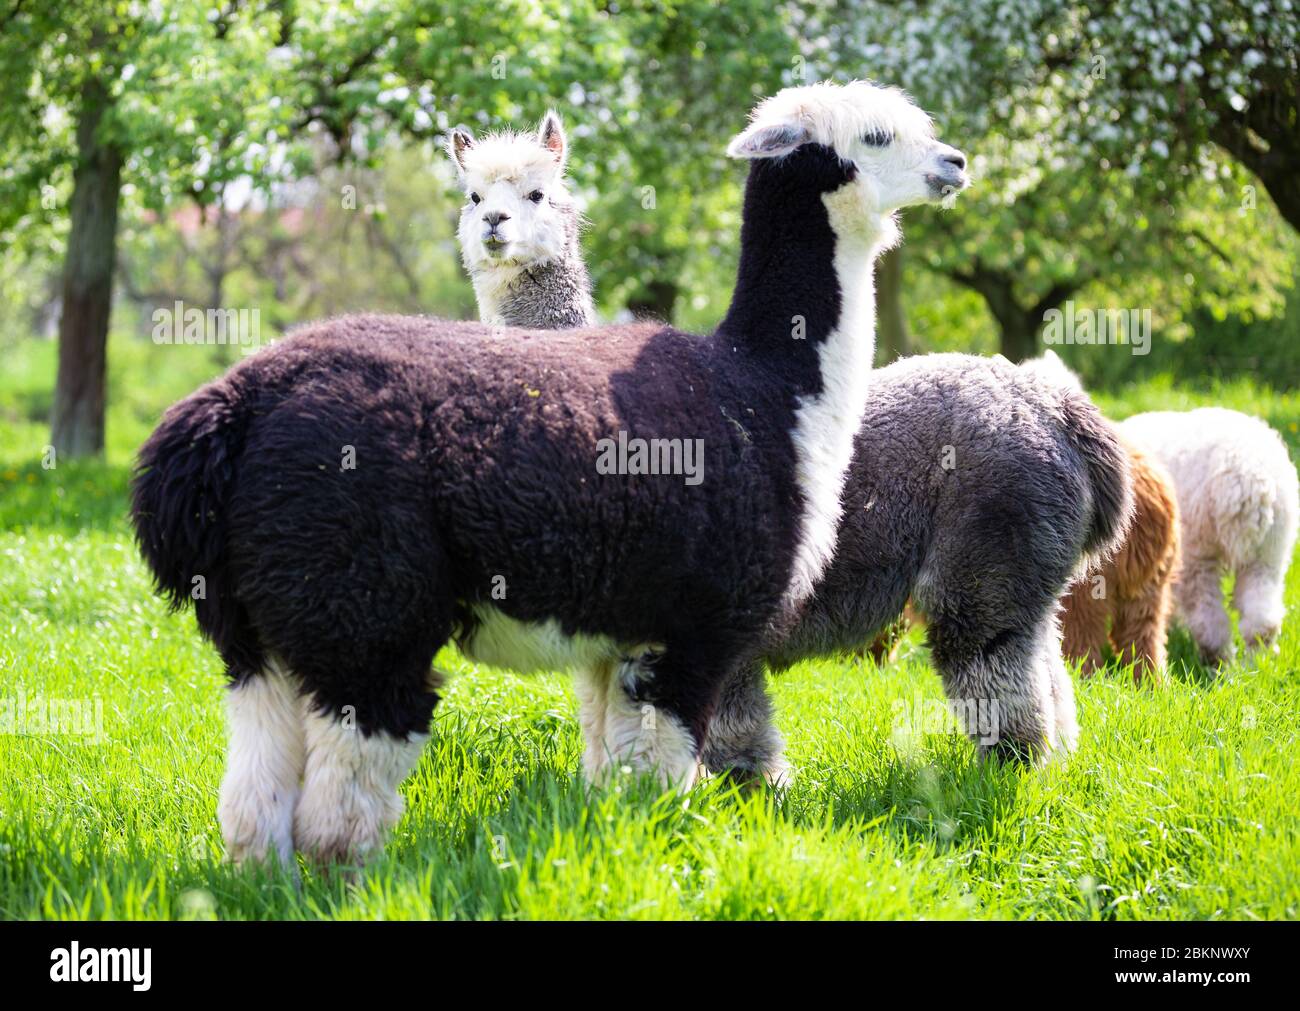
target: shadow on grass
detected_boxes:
[1165,626,1222,687]
[0,457,133,536]
[784,737,1023,852]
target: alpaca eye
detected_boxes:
[470,193,481,204]
[528,190,544,203]
[861,130,892,147]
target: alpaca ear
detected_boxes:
[446,126,475,176]
[1040,349,1071,378]
[538,110,567,170]
[726,120,810,160]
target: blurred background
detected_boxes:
[1,0,1297,466]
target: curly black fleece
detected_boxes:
[131,144,859,744]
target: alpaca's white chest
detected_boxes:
[783,204,882,607]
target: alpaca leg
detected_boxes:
[1110,579,1172,684]
[1177,558,1235,665]
[864,627,899,665]
[574,659,613,783]
[218,660,305,867]
[293,699,429,865]
[930,620,1058,764]
[1059,579,1111,677]
[289,641,443,865]
[1040,618,1080,755]
[1233,561,1287,654]
[577,650,713,788]
[700,660,789,787]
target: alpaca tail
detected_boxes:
[1060,391,1135,566]
[130,375,260,670]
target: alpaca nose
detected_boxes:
[942,150,967,172]
[483,211,510,228]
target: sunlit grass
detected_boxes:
[1,336,1297,919]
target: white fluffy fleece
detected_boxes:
[573,659,702,788]
[1120,407,1300,659]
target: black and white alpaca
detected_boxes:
[452,100,1137,783]
[130,81,968,865]
[447,112,597,329]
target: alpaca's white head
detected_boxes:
[727,80,968,222]
[447,112,579,275]
[1021,349,1086,393]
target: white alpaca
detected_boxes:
[1120,408,1299,662]
[446,112,597,329]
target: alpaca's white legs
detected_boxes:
[218,663,305,866]
[1041,621,1080,755]
[1233,561,1286,653]
[574,661,612,783]
[574,659,702,788]
[292,701,427,864]
[1177,557,1235,664]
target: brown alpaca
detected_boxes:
[1059,439,1180,683]
[867,439,1179,684]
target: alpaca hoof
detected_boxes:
[711,755,791,792]
[1198,645,1235,668]
[981,732,1062,767]
[218,785,296,868]
[292,794,398,867]
[764,756,794,790]
[585,754,704,792]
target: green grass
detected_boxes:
[1,336,1298,920]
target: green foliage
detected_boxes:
[811,0,1298,358]
[0,0,798,326]
[2,0,1298,391]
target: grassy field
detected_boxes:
[1,336,1298,920]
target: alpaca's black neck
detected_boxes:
[716,145,871,391]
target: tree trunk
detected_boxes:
[51,76,122,459]
[996,315,1041,363]
[1207,79,1300,233]
[957,274,1040,361]
[953,266,1064,363]
[874,245,909,364]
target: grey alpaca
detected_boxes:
[447,111,597,329]
[708,353,1133,779]
[453,116,1133,778]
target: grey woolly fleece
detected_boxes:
[496,244,597,329]
[703,351,1134,775]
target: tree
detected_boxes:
[573,2,795,324]
[823,0,1300,230]
[3,0,806,455]
[2,2,293,455]
[803,0,1297,359]
[911,137,1291,360]
[874,247,910,363]
[0,1,629,456]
